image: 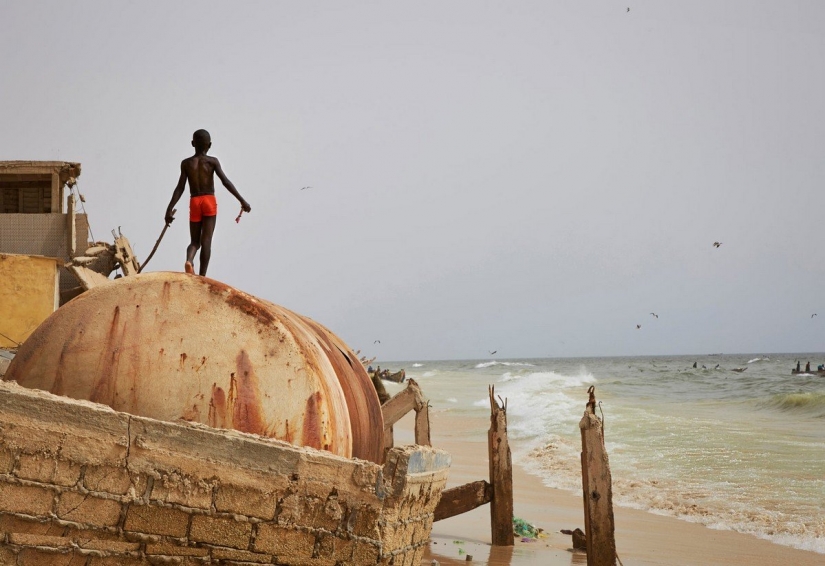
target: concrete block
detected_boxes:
[316,532,354,562]
[254,523,315,557]
[0,445,15,473]
[77,539,141,553]
[149,471,214,510]
[16,548,87,566]
[7,532,72,548]
[0,482,55,515]
[84,465,132,495]
[16,454,81,486]
[56,492,122,527]
[145,541,209,557]
[86,556,146,566]
[352,540,381,564]
[124,503,190,537]
[215,483,278,519]
[189,514,252,549]
[210,547,272,563]
[349,504,381,539]
[0,513,55,535]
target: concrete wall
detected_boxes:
[0,381,450,565]
[0,213,90,296]
[0,254,59,348]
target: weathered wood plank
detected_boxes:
[381,387,417,428]
[414,401,431,446]
[434,480,492,521]
[488,385,514,546]
[579,386,616,566]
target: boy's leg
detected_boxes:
[198,215,217,276]
[186,221,202,274]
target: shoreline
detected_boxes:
[410,408,824,566]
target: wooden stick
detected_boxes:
[138,209,175,273]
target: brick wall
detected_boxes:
[0,381,450,565]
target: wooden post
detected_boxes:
[488,385,514,546]
[414,401,431,446]
[579,386,616,566]
[66,194,76,258]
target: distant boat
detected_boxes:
[368,368,406,383]
[791,368,825,376]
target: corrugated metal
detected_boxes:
[4,272,384,461]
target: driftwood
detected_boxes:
[488,385,514,546]
[579,386,617,566]
[380,379,431,461]
[434,480,492,521]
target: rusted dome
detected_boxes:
[4,272,383,463]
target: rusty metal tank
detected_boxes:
[4,272,384,462]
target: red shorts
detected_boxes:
[189,195,217,222]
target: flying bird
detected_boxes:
[489,350,497,355]
[627,7,630,12]
[812,313,818,318]
[650,312,658,318]
[636,324,641,329]
[300,186,312,190]
[713,242,722,248]
[374,340,381,344]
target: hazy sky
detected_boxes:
[3,1,825,361]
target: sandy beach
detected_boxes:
[409,409,825,566]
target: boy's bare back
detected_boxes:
[182,155,223,197]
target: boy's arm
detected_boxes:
[165,164,187,224]
[214,159,251,212]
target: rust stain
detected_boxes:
[208,383,227,429]
[284,419,293,443]
[300,316,382,462]
[179,353,187,369]
[181,403,200,422]
[301,391,323,449]
[228,351,267,435]
[225,292,275,326]
[90,306,126,406]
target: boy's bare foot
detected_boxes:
[185,261,194,274]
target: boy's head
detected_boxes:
[192,129,211,152]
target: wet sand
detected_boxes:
[409,409,824,566]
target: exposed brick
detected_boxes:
[0,483,55,515]
[316,532,354,562]
[0,445,15,473]
[254,523,315,558]
[0,513,54,535]
[0,545,17,565]
[149,472,214,509]
[86,555,145,566]
[84,465,132,495]
[146,541,210,557]
[352,540,381,564]
[56,492,122,527]
[215,483,277,519]
[210,547,271,563]
[349,504,381,538]
[16,547,86,566]
[8,532,72,548]
[190,514,252,549]
[15,454,81,487]
[76,539,141,553]
[124,503,189,537]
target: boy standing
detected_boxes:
[165,129,251,276]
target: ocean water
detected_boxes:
[384,354,825,554]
